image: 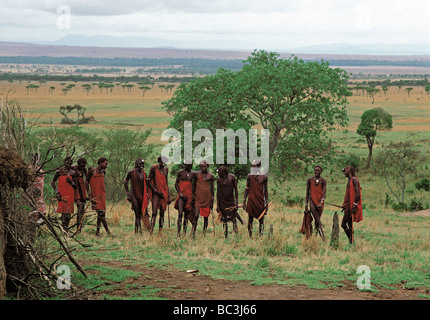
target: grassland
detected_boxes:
[2,73,430,300]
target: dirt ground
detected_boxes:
[74,210,430,301]
[78,258,429,301]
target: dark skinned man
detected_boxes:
[52,156,77,232]
[341,166,363,244]
[174,159,194,237]
[124,159,150,234]
[88,157,112,236]
[191,160,214,238]
[71,158,89,233]
[301,165,327,240]
[243,160,269,238]
[217,166,240,239]
[147,156,170,235]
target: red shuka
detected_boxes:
[350,178,363,223]
[148,165,168,211]
[140,170,149,213]
[200,208,211,217]
[310,178,325,208]
[245,175,266,219]
[90,173,106,211]
[57,175,75,214]
[174,180,193,211]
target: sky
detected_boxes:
[1,0,430,52]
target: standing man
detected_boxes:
[51,156,77,232]
[341,166,363,244]
[88,157,112,236]
[243,160,269,238]
[191,160,214,237]
[174,159,194,237]
[301,165,327,240]
[216,166,240,239]
[72,158,89,233]
[147,156,169,235]
[124,159,150,234]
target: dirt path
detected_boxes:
[79,259,428,300]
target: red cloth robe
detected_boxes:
[245,174,266,219]
[350,177,363,223]
[174,180,193,211]
[195,173,212,217]
[148,165,168,211]
[90,173,106,211]
[57,175,75,214]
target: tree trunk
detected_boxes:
[366,136,374,169]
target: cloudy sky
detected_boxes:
[1,0,429,52]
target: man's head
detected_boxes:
[77,158,87,169]
[158,156,168,168]
[135,158,145,171]
[314,165,322,177]
[217,166,228,178]
[98,157,109,170]
[183,159,193,171]
[64,156,73,169]
[342,166,356,178]
[199,160,209,173]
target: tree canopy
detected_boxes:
[163,50,351,177]
[357,107,393,168]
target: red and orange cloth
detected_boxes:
[56,174,75,214]
[148,165,168,211]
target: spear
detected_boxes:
[258,200,273,220]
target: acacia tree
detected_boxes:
[366,87,380,104]
[357,107,393,168]
[163,50,351,176]
[374,139,426,205]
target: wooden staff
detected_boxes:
[258,200,273,220]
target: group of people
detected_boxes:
[124,157,269,239]
[50,156,111,236]
[38,154,363,244]
[300,165,363,244]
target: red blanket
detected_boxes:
[174,180,193,211]
[141,170,149,212]
[57,175,75,214]
[350,178,363,223]
[148,165,168,211]
[90,173,106,211]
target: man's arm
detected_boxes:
[264,176,269,208]
[175,170,182,195]
[216,178,220,212]
[210,174,215,209]
[352,178,360,205]
[321,178,327,206]
[124,170,132,200]
[243,175,250,208]
[233,175,238,208]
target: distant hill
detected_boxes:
[2,40,430,63]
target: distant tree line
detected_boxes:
[2,56,430,73]
[0,73,194,83]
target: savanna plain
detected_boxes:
[2,63,430,301]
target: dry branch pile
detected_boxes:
[1,98,88,300]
